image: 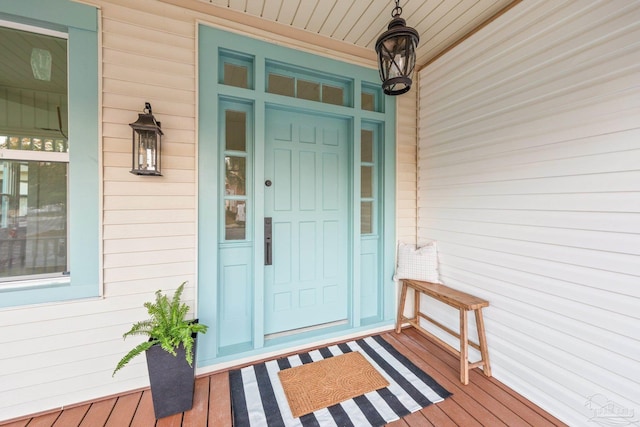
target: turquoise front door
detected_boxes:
[263,107,350,335]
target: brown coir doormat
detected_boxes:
[278,351,390,418]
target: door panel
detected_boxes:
[264,107,350,335]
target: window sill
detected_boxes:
[0,276,71,292]
[0,278,98,309]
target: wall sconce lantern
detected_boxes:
[130,102,163,176]
[375,0,420,96]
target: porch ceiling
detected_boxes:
[0,1,518,95]
[191,0,518,69]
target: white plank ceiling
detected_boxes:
[0,0,516,95]
[194,0,517,68]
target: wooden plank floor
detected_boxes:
[1,329,568,427]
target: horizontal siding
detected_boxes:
[395,90,418,245]
[0,0,393,421]
[0,0,201,420]
[417,0,640,425]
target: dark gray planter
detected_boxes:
[145,336,197,419]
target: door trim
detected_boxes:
[197,24,397,367]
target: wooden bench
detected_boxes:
[395,279,492,385]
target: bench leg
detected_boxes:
[413,287,421,324]
[395,281,409,333]
[459,309,469,385]
[475,308,492,377]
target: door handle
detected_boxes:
[264,217,272,265]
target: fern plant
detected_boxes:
[112,282,208,376]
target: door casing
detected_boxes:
[197,24,398,368]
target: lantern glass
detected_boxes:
[132,129,160,175]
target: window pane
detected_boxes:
[0,160,68,280]
[362,92,375,111]
[297,79,320,101]
[224,63,248,88]
[0,25,70,284]
[225,200,246,240]
[225,156,246,196]
[361,130,373,163]
[0,136,66,153]
[361,202,373,234]
[225,110,246,151]
[361,166,373,198]
[322,84,344,106]
[268,73,295,97]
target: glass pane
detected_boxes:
[361,166,373,198]
[0,160,68,279]
[1,27,68,145]
[268,73,295,97]
[322,84,343,106]
[133,130,159,173]
[225,110,246,151]
[224,63,248,88]
[225,200,246,240]
[225,156,246,196]
[297,79,320,101]
[361,130,373,163]
[1,136,67,153]
[361,202,373,234]
[362,92,375,111]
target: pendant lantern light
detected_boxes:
[375,0,420,95]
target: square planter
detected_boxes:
[145,336,197,419]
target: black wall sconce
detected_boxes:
[130,102,163,176]
[375,0,420,95]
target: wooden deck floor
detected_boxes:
[1,329,568,427]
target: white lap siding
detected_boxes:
[417,1,640,425]
[0,0,405,421]
[0,0,200,420]
[396,90,418,245]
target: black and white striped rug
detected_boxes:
[230,334,452,426]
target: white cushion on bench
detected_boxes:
[394,241,441,283]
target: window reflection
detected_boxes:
[361,166,373,198]
[268,73,295,97]
[0,160,68,278]
[322,85,343,106]
[297,79,320,101]
[225,111,246,151]
[361,202,373,234]
[225,156,246,196]
[225,200,246,240]
[224,63,248,88]
[361,130,373,163]
[362,92,375,111]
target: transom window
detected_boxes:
[265,61,352,107]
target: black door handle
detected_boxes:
[264,217,272,265]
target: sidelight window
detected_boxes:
[360,125,380,235]
[222,104,252,241]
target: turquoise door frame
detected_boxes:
[197,24,397,367]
